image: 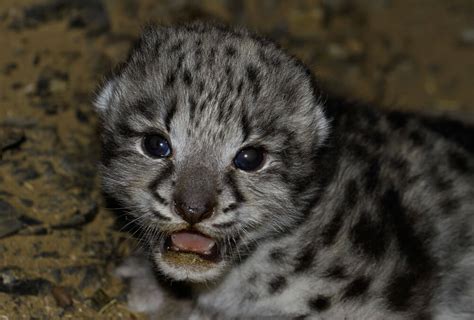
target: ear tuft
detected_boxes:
[93,79,116,113]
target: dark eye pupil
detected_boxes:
[143,135,171,158]
[234,147,264,171]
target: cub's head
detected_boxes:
[95,23,329,282]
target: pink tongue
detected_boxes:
[171,232,216,254]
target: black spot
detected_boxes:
[439,198,459,215]
[343,179,359,208]
[448,151,469,173]
[152,210,171,221]
[308,295,331,312]
[226,79,234,93]
[258,49,281,67]
[342,276,371,300]
[165,71,176,87]
[268,276,287,294]
[380,188,433,273]
[225,45,237,57]
[227,101,235,114]
[168,40,183,53]
[212,221,236,229]
[385,273,417,311]
[195,47,203,57]
[321,207,345,246]
[364,159,380,193]
[294,245,315,273]
[176,53,185,70]
[323,264,347,280]
[153,39,164,57]
[234,240,260,265]
[420,114,474,153]
[225,65,233,77]
[347,143,370,160]
[164,97,177,132]
[246,64,258,81]
[409,131,425,146]
[321,179,358,246]
[269,248,285,262]
[237,80,244,96]
[362,131,386,148]
[388,157,408,173]
[415,312,433,320]
[208,47,216,65]
[246,64,261,98]
[434,174,452,191]
[222,203,238,213]
[198,99,207,115]
[298,144,341,217]
[182,69,192,86]
[148,162,174,204]
[350,211,387,259]
[189,97,197,122]
[198,80,205,94]
[224,171,246,203]
[240,111,251,142]
[134,98,155,120]
[116,122,141,138]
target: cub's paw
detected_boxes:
[115,254,164,316]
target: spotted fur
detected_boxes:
[95,23,474,319]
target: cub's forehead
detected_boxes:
[96,24,328,150]
[115,24,301,100]
[126,24,288,76]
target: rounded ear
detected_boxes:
[93,78,117,113]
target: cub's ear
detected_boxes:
[93,78,117,114]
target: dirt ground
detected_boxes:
[0,0,473,319]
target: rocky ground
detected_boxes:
[0,0,473,319]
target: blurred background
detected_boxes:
[0,0,473,318]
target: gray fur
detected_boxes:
[95,23,474,319]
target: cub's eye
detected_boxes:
[233,147,265,171]
[142,135,171,158]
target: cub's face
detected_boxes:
[95,24,328,282]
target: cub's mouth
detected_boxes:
[161,230,222,268]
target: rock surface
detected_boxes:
[0,0,473,319]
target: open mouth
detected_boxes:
[161,230,222,266]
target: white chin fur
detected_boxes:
[154,251,226,282]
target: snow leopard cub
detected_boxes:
[95,23,474,319]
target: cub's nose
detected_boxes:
[173,162,217,225]
[173,199,214,225]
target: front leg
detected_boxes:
[115,254,166,317]
[115,253,215,319]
